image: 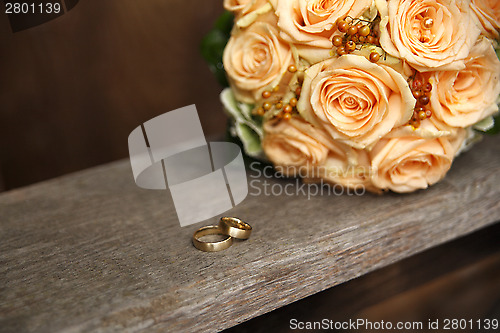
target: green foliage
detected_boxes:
[486,48,500,135]
[225,121,271,167]
[485,113,500,135]
[200,11,234,87]
[220,88,265,159]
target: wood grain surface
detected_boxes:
[225,222,500,333]
[0,135,499,332]
[0,0,226,189]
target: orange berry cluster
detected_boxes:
[252,83,281,116]
[333,17,381,63]
[252,65,301,121]
[409,75,433,128]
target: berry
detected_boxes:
[346,41,356,52]
[418,95,430,105]
[412,79,423,91]
[412,90,423,99]
[369,52,380,63]
[337,20,349,33]
[347,26,358,35]
[337,46,347,55]
[332,36,343,47]
[359,25,371,37]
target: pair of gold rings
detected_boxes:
[192,217,252,252]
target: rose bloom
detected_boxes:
[262,117,338,177]
[274,0,372,49]
[470,0,500,38]
[370,130,466,193]
[318,148,380,193]
[223,20,293,104]
[430,38,500,128]
[264,115,376,190]
[224,0,269,17]
[297,55,415,149]
[377,0,480,71]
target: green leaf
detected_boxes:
[214,10,234,32]
[235,122,263,157]
[225,122,270,166]
[200,11,234,87]
[485,113,500,135]
[474,116,494,132]
[220,88,265,159]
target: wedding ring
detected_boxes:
[192,226,233,252]
[219,217,252,239]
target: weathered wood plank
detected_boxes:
[0,135,499,333]
[224,222,500,332]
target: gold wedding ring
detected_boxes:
[192,226,233,252]
[219,217,252,239]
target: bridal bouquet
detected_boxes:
[203,0,500,193]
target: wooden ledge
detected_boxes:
[0,135,499,332]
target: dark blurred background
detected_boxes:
[0,0,227,191]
